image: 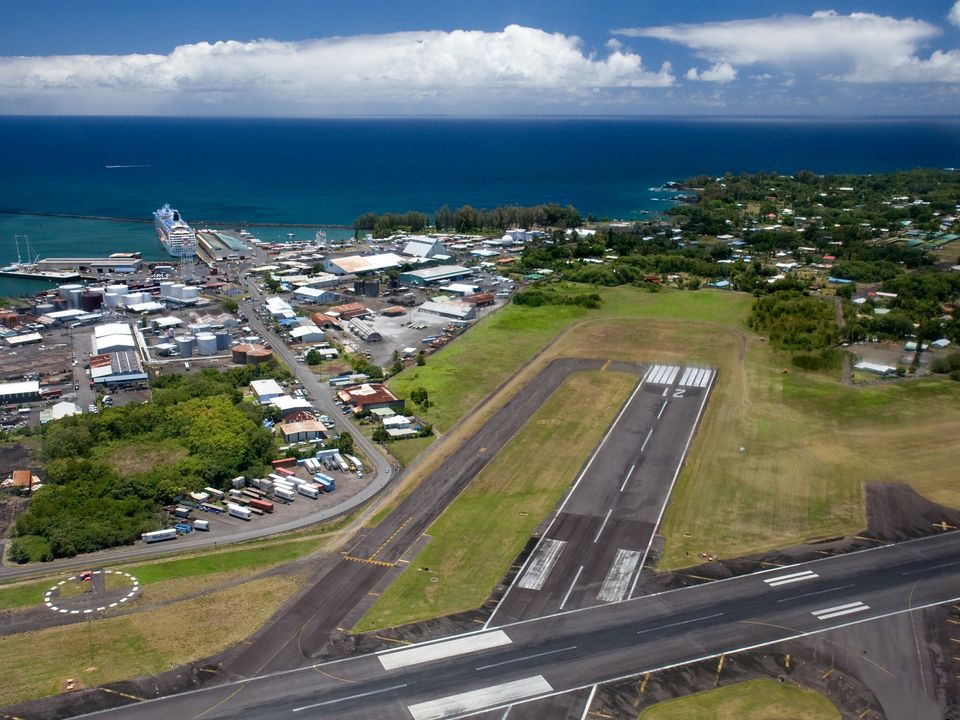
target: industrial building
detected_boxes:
[418,300,477,321]
[398,265,473,287]
[328,302,368,320]
[265,296,296,319]
[311,313,342,330]
[89,351,148,385]
[337,383,405,413]
[93,323,138,355]
[292,286,340,304]
[0,380,41,404]
[5,332,42,347]
[324,253,404,276]
[402,237,450,259]
[38,256,143,274]
[276,420,326,443]
[349,318,382,342]
[271,395,313,417]
[289,323,325,343]
[250,379,284,404]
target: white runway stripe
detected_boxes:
[676,367,716,388]
[598,549,642,603]
[679,367,695,386]
[516,539,567,590]
[764,570,818,587]
[379,630,511,670]
[811,601,869,620]
[645,364,680,385]
[697,369,714,388]
[408,676,553,720]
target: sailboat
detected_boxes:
[2,235,40,272]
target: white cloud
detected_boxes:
[616,10,960,83]
[686,62,737,83]
[0,25,674,114]
[951,2,960,28]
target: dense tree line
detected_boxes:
[354,203,582,237]
[10,363,286,562]
[747,291,839,351]
[513,289,602,309]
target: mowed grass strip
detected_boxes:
[356,370,636,632]
[638,679,840,720]
[94,439,188,475]
[0,534,331,611]
[0,575,300,707]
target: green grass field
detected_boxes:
[638,679,840,720]
[356,370,636,631]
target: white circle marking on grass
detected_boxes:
[44,569,140,615]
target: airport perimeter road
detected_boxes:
[489,364,716,627]
[76,532,960,720]
[220,357,605,678]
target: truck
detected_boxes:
[297,483,319,499]
[142,528,178,543]
[248,498,274,514]
[227,503,252,520]
[314,477,334,493]
[192,519,210,531]
[274,486,296,502]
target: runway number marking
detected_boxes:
[811,601,870,620]
[763,570,819,587]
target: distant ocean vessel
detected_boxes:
[153,203,196,258]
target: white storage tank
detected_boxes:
[175,335,196,358]
[58,284,82,301]
[103,293,120,308]
[106,284,129,296]
[181,286,199,301]
[67,287,83,309]
[159,282,175,298]
[196,332,217,356]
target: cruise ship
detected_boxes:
[153,204,197,258]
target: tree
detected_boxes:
[410,387,429,407]
[372,426,390,443]
[337,432,354,455]
[305,349,322,366]
[220,298,239,314]
[416,352,426,366]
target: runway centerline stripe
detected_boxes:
[559,565,584,611]
[516,539,567,591]
[657,400,668,419]
[776,584,856,604]
[619,464,635,493]
[475,645,577,671]
[901,559,960,576]
[593,509,614,544]
[598,549,643,603]
[636,612,725,635]
[640,428,654,453]
[407,676,553,720]
[291,683,408,712]
[378,630,512,670]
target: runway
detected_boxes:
[75,531,960,720]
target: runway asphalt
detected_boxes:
[73,530,960,720]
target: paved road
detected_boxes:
[76,531,960,720]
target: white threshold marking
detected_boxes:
[475,645,577,671]
[516,539,567,591]
[598,549,642,603]
[636,612,724,635]
[559,565,584,610]
[292,683,408,712]
[619,464,635,492]
[640,428,653,453]
[593,509,614,544]
[679,367,694,386]
[379,630,511,670]
[764,570,819,587]
[811,601,870,620]
[657,400,668,419]
[408,676,553,720]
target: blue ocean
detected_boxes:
[0,116,958,294]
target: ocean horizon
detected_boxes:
[0,115,958,295]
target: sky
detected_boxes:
[2,0,960,116]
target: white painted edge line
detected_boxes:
[292,683,408,712]
[629,368,716,599]
[378,630,511,670]
[764,570,817,584]
[408,675,553,720]
[484,375,647,629]
[579,685,598,720]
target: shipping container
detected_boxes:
[249,498,274,513]
[204,487,225,500]
[200,502,225,514]
[271,457,297,468]
[227,503,252,520]
[274,486,296,501]
[241,488,263,500]
[193,519,210,531]
[230,476,246,489]
[274,466,295,477]
[297,484,319,499]
[174,522,193,534]
[315,477,335,493]
[173,506,192,519]
[142,528,178,543]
